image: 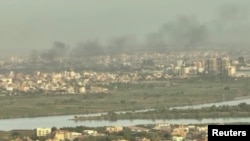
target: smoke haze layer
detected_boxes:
[0,0,249,56]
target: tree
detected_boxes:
[51,127,57,132]
[238,102,248,110]
[224,86,230,90]
[107,111,118,121]
[11,131,21,139]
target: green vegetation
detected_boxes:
[0,130,36,141]
[61,126,170,141]
[0,77,250,119]
[74,103,250,121]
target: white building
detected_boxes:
[228,66,236,76]
[36,127,51,137]
[83,130,97,135]
[79,87,86,93]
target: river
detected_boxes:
[170,96,250,109]
[1,98,250,131]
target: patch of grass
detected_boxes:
[0,78,249,119]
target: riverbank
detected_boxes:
[71,102,250,121]
[0,95,249,120]
[1,115,250,131]
[1,95,250,120]
[1,78,250,119]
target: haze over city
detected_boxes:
[0,0,250,56]
[1,1,250,140]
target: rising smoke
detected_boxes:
[35,4,250,59]
[145,15,209,51]
[39,41,68,60]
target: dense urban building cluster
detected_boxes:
[0,50,249,95]
[2,123,209,141]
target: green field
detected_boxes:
[0,77,249,119]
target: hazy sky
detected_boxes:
[0,0,249,55]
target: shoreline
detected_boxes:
[1,97,250,120]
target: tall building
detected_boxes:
[238,56,245,64]
[206,57,230,75]
[222,57,230,75]
[216,58,222,74]
[206,58,217,75]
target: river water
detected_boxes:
[170,96,250,109]
[1,98,250,131]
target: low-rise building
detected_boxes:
[36,128,51,137]
[106,126,123,133]
[172,136,184,141]
[128,126,150,133]
[79,87,86,93]
[83,130,97,136]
